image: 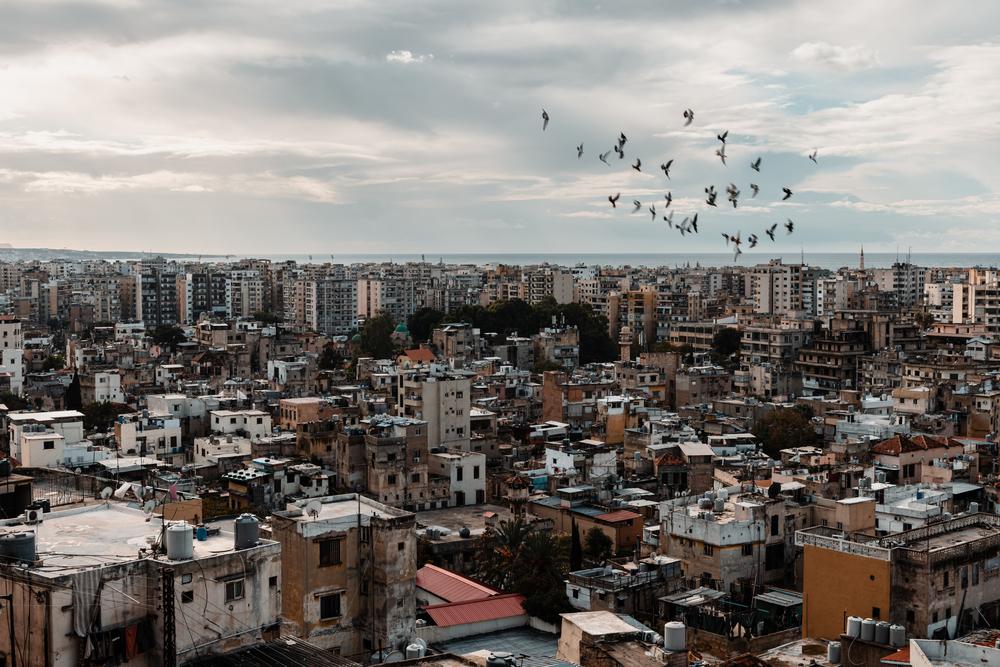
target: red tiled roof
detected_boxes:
[871,434,950,456]
[880,647,910,665]
[423,593,526,627]
[415,564,499,603]
[594,510,643,524]
[655,452,685,467]
[402,348,436,363]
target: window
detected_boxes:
[943,571,949,587]
[456,467,463,482]
[770,515,779,537]
[456,391,464,399]
[320,593,341,620]
[43,441,55,450]
[181,591,194,603]
[703,544,714,556]
[906,609,915,624]
[225,579,245,602]
[742,544,753,556]
[319,539,343,567]
[572,589,579,599]
[269,576,278,588]
[388,474,397,485]
[257,417,263,424]
[872,607,880,619]
[397,542,405,551]
[473,465,480,480]
[411,473,420,483]
[932,611,938,623]
[457,427,465,437]
[181,573,193,584]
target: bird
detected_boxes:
[599,149,612,165]
[664,192,672,208]
[577,143,584,158]
[809,149,818,164]
[679,217,689,235]
[632,200,642,213]
[782,187,793,201]
[722,233,731,244]
[727,183,740,208]
[785,218,794,234]
[731,231,741,246]
[632,158,642,172]
[649,204,657,221]
[609,193,620,208]
[664,211,674,227]
[705,185,718,207]
[690,213,699,233]
[750,183,759,198]
[618,132,627,148]
[715,147,727,166]
[748,234,759,248]
[765,223,777,241]
[542,109,549,131]
[751,157,761,172]
[614,144,624,159]
[661,160,673,179]
[717,130,729,144]
[733,246,743,262]
[683,108,694,126]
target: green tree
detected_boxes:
[583,527,613,563]
[82,402,133,431]
[712,327,742,364]
[65,372,82,410]
[253,311,284,324]
[42,355,65,372]
[318,346,344,370]
[150,325,187,350]
[752,406,820,459]
[407,307,446,343]
[0,391,29,411]
[570,520,583,571]
[358,312,398,359]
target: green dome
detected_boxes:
[394,323,410,333]
[351,333,362,343]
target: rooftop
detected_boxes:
[424,593,526,627]
[561,611,642,636]
[416,564,499,603]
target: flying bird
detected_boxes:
[664,192,672,208]
[785,218,795,234]
[809,149,818,164]
[649,205,657,221]
[748,234,759,248]
[632,158,642,172]
[679,217,689,235]
[717,130,729,144]
[727,183,740,208]
[618,132,627,148]
[750,183,759,198]
[722,233,731,244]
[733,246,743,262]
[609,193,620,208]
[690,213,699,233]
[705,185,718,207]
[782,187,793,201]
[765,223,777,241]
[599,149,612,165]
[683,108,694,126]
[542,109,549,131]
[614,144,624,159]
[632,200,642,213]
[715,147,727,166]
[664,211,674,227]
[577,143,584,159]
[751,157,761,172]
[661,160,673,179]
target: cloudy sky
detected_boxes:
[0,0,998,255]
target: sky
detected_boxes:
[1,0,999,255]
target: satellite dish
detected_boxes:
[304,500,322,519]
[143,499,157,514]
[100,487,113,500]
[74,468,83,475]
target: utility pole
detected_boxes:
[162,568,176,667]
[0,592,15,667]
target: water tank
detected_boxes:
[827,641,841,665]
[970,501,980,513]
[165,522,194,560]
[717,489,729,501]
[459,527,471,538]
[195,526,208,541]
[664,621,686,652]
[488,652,513,667]
[234,514,260,550]
[889,625,906,648]
[875,621,890,645]
[698,498,713,510]
[942,512,952,521]
[875,471,886,484]
[845,616,862,639]
[714,498,725,513]
[405,644,423,659]
[0,532,35,565]
[705,491,716,502]
[860,618,876,642]
[0,459,11,477]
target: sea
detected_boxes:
[249,252,1000,271]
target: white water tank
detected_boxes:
[664,621,686,652]
[860,618,876,642]
[846,616,862,639]
[875,621,890,645]
[165,521,194,560]
[717,489,729,501]
[889,624,906,647]
[713,498,725,513]
[827,641,841,665]
[970,501,980,513]
[405,644,423,659]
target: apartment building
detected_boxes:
[397,368,472,449]
[751,260,819,316]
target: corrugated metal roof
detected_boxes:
[424,593,527,627]
[754,588,802,608]
[416,564,499,603]
[594,510,643,523]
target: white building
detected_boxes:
[8,410,94,467]
[88,370,125,403]
[429,449,486,506]
[115,412,184,464]
[194,434,253,467]
[210,409,272,441]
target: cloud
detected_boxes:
[791,41,880,70]
[386,50,433,65]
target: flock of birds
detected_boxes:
[540,108,818,261]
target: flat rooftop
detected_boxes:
[437,628,565,667]
[416,504,515,540]
[561,611,640,636]
[281,494,411,522]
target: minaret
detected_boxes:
[860,245,865,271]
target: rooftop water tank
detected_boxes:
[0,532,35,565]
[713,498,725,513]
[875,621,890,645]
[698,498,713,510]
[970,501,980,513]
[664,621,686,652]
[234,514,260,550]
[889,625,906,648]
[845,616,862,639]
[717,489,729,501]
[0,459,11,477]
[827,641,841,665]
[165,521,194,560]
[860,618,876,642]
[405,644,424,660]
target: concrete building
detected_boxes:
[429,449,487,506]
[210,409,273,440]
[751,260,819,316]
[675,365,732,407]
[114,411,184,463]
[398,368,472,450]
[80,370,124,404]
[7,410,103,468]
[268,495,417,656]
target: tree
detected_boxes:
[407,307,445,343]
[318,346,344,370]
[0,391,28,411]
[82,402,133,431]
[253,311,284,324]
[712,327,742,365]
[533,359,564,374]
[358,312,398,359]
[752,406,820,459]
[42,355,65,372]
[583,527,613,563]
[65,372,82,410]
[150,325,187,350]
[570,520,583,571]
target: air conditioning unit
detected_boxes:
[23,509,42,524]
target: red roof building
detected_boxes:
[422,593,527,628]
[415,564,499,603]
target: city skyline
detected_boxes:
[1,1,998,254]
